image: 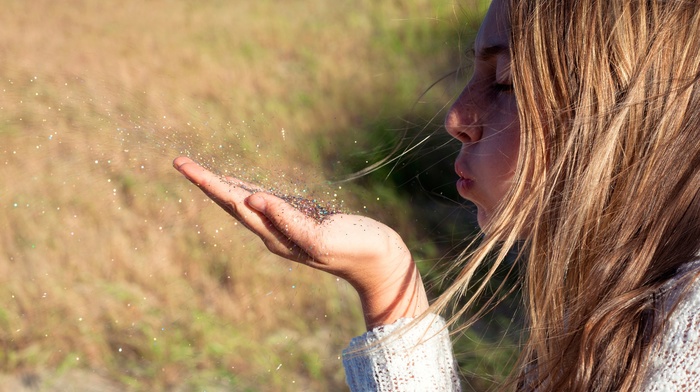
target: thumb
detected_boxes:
[245,193,269,215]
[245,192,323,258]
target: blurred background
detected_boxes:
[0,0,518,390]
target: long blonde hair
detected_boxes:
[433,0,700,390]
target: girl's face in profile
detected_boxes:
[445,0,519,228]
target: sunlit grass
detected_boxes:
[0,0,508,390]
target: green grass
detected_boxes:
[0,0,517,390]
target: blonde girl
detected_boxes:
[173,0,700,390]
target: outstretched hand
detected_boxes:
[173,157,428,329]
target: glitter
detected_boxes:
[231,180,342,223]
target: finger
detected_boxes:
[173,157,243,208]
[173,157,225,192]
[246,192,327,261]
[235,196,313,263]
[174,157,311,262]
[223,176,264,194]
[173,157,257,224]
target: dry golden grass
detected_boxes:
[0,0,490,390]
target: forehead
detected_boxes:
[474,0,511,57]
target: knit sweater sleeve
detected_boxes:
[342,314,461,391]
[642,265,700,392]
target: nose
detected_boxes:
[445,84,483,144]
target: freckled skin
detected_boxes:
[445,0,520,229]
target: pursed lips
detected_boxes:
[454,159,473,181]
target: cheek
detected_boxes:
[487,112,520,180]
[499,100,521,170]
[476,116,521,214]
[501,121,520,174]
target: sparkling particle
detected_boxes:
[233,181,341,223]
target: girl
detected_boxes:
[173,0,700,390]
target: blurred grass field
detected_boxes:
[0,0,515,390]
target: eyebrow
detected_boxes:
[470,44,509,60]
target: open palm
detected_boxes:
[173,157,428,329]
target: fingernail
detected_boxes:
[173,158,184,171]
[246,194,266,213]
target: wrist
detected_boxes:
[358,263,429,330]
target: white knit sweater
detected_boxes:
[343,262,700,391]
